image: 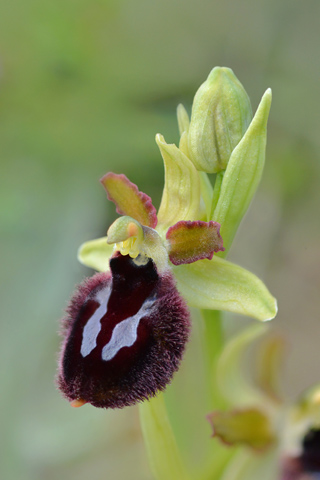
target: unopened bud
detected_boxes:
[188,67,252,173]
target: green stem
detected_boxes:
[139,393,190,480]
[201,309,225,410]
[195,309,235,480]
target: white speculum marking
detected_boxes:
[80,285,156,362]
[101,295,155,362]
[80,286,112,358]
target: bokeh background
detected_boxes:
[1,0,320,479]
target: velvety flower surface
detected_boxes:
[58,252,189,408]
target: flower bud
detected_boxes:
[187,67,252,173]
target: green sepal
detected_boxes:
[139,394,190,480]
[213,89,272,255]
[156,134,201,231]
[173,256,277,322]
[77,236,114,272]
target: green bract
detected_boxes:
[213,89,272,255]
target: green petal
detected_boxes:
[173,256,277,321]
[139,394,190,480]
[156,134,201,231]
[207,408,275,450]
[166,220,224,265]
[213,89,272,255]
[77,236,114,272]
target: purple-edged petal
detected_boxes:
[166,220,224,266]
[100,172,158,228]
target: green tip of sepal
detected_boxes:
[187,66,253,173]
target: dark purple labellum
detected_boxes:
[58,252,190,409]
[301,428,320,472]
[281,428,320,480]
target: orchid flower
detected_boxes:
[57,66,279,480]
[206,323,320,480]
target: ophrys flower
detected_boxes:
[57,67,277,410]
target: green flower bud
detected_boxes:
[188,67,252,173]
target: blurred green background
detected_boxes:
[1,0,320,479]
